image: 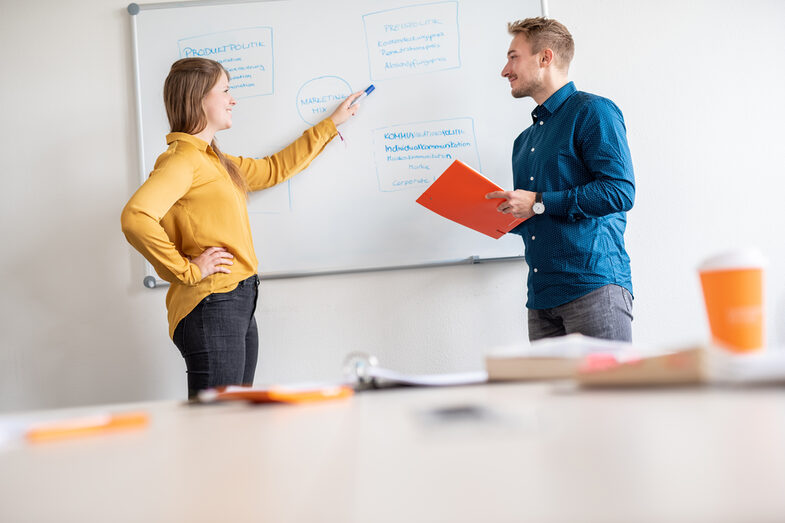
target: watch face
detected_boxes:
[533,202,545,214]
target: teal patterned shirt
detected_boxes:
[510,82,635,309]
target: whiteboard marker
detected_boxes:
[349,85,375,107]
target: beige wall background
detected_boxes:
[1,0,783,412]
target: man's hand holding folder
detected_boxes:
[416,160,528,239]
[485,188,537,221]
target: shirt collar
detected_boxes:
[166,132,209,151]
[531,81,577,122]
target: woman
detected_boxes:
[121,57,360,398]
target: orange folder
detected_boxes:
[197,385,354,404]
[416,160,526,239]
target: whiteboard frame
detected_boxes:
[127,0,540,289]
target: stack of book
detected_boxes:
[485,334,633,381]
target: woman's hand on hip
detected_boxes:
[191,247,234,278]
[329,91,362,126]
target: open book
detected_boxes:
[416,160,526,239]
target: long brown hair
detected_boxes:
[163,57,247,193]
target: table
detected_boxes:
[2,382,784,522]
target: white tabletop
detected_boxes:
[2,382,784,522]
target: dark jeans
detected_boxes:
[173,275,260,399]
[528,284,633,342]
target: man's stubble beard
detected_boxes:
[510,77,541,100]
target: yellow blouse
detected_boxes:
[121,118,338,338]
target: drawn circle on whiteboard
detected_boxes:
[295,76,352,126]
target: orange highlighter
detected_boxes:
[25,412,149,443]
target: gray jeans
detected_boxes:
[527,284,633,342]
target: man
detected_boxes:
[486,17,635,342]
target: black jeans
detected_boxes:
[173,275,260,399]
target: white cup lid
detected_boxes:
[699,248,767,272]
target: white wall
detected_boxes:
[1,0,783,412]
[554,0,785,350]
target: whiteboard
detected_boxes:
[129,0,540,283]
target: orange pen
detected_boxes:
[25,412,149,443]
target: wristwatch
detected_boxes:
[532,192,545,215]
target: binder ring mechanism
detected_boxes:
[342,352,379,389]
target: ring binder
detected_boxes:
[342,352,380,388]
[341,352,487,390]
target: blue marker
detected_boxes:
[349,84,375,107]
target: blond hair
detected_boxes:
[508,17,574,69]
[163,58,247,193]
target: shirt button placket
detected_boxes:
[529,125,537,273]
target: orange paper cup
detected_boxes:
[698,249,766,353]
